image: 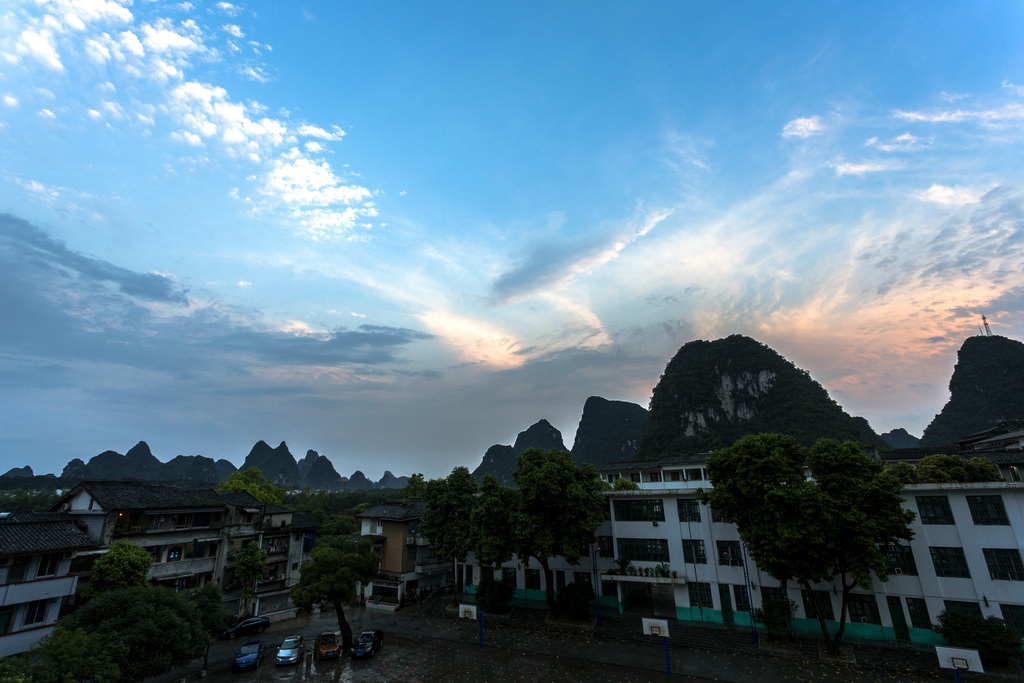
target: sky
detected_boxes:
[2,1,1023,481]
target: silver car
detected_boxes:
[275,635,304,666]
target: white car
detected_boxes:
[275,635,304,666]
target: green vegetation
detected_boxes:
[916,453,1002,483]
[421,466,479,596]
[701,433,915,654]
[233,540,268,616]
[401,472,428,500]
[290,539,379,651]
[28,586,207,682]
[935,609,1022,667]
[640,335,885,458]
[217,466,284,504]
[471,448,607,614]
[921,335,1024,446]
[88,539,152,595]
[474,574,515,613]
[556,581,595,621]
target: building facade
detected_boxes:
[0,512,96,656]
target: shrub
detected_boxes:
[935,610,1022,667]
[474,575,514,613]
[556,581,595,620]
[752,598,797,639]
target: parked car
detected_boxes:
[275,635,304,666]
[314,631,341,659]
[219,616,270,640]
[232,640,266,671]
[351,629,383,659]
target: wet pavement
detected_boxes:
[151,602,948,683]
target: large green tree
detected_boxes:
[88,539,152,595]
[401,473,429,500]
[702,434,915,654]
[290,540,379,651]
[217,466,284,504]
[31,586,206,682]
[472,448,607,614]
[189,582,232,671]
[420,466,479,596]
[915,453,1002,483]
[233,540,268,616]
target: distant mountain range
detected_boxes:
[1,440,409,491]
[3,333,1020,491]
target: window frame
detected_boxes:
[688,581,714,609]
[681,539,707,564]
[967,495,1010,525]
[983,548,1024,581]
[916,495,954,525]
[929,546,971,578]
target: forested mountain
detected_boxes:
[921,335,1024,446]
[637,335,885,459]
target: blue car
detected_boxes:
[233,640,266,671]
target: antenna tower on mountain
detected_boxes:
[982,315,993,337]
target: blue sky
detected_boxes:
[2,1,1023,480]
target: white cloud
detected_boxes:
[16,29,64,71]
[237,280,252,287]
[297,124,345,141]
[895,103,1024,124]
[913,184,984,206]
[781,116,823,139]
[223,24,243,38]
[140,18,204,54]
[832,160,900,176]
[866,132,922,152]
[3,95,18,108]
[39,108,56,120]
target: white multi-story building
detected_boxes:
[462,454,1024,646]
[0,512,96,657]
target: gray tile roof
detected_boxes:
[0,512,96,556]
[600,454,712,471]
[75,481,226,511]
[357,500,427,521]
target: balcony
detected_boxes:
[0,575,78,607]
[414,560,450,574]
[149,557,216,580]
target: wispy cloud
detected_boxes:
[914,184,985,206]
[782,115,824,139]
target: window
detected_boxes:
[967,495,1010,525]
[614,499,665,522]
[573,571,592,586]
[617,538,670,563]
[648,472,661,482]
[943,600,982,619]
[884,544,919,576]
[406,545,417,562]
[597,536,614,558]
[167,546,182,562]
[6,557,28,583]
[36,553,60,578]
[682,539,707,564]
[710,507,727,524]
[555,570,566,591]
[23,599,49,626]
[916,496,954,524]
[685,468,703,481]
[983,548,1024,581]
[930,547,971,578]
[688,582,713,608]
[905,597,932,630]
[602,579,617,597]
[502,567,517,585]
[678,499,701,523]
[192,512,212,527]
[1000,604,1024,636]
[525,568,541,590]
[717,541,742,566]
[630,474,640,483]
[760,586,790,608]
[846,594,880,625]
[669,471,682,482]
[0,607,14,635]
[733,585,750,612]
[801,589,834,620]
[173,513,193,529]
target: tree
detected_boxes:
[916,453,1002,483]
[420,466,479,597]
[472,449,608,614]
[217,466,284,504]
[233,540,268,616]
[611,477,640,491]
[290,540,379,651]
[935,609,1023,667]
[88,539,152,594]
[401,473,428,500]
[189,582,232,671]
[31,586,206,682]
[701,434,915,654]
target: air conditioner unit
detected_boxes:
[894,567,903,575]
